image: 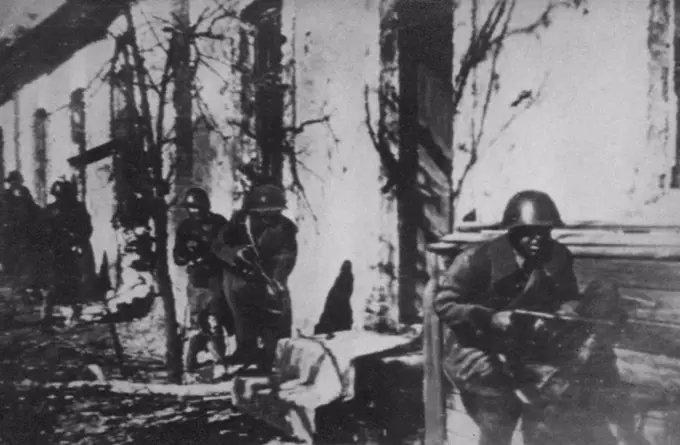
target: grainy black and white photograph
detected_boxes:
[0,0,678,444]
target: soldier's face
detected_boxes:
[187,207,203,219]
[253,211,279,226]
[510,226,553,260]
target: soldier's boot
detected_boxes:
[206,317,228,379]
[208,342,228,380]
[259,327,279,374]
[183,331,206,383]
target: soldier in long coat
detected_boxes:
[433,190,640,445]
[42,179,95,326]
[0,171,44,291]
[433,190,585,445]
[211,183,298,375]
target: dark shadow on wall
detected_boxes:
[314,260,354,335]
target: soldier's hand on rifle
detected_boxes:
[186,240,200,252]
[266,280,285,297]
[491,310,514,332]
[556,300,579,317]
[190,256,205,267]
[236,245,257,265]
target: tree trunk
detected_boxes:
[154,204,183,383]
[167,0,192,383]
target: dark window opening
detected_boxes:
[70,88,87,200]
[244,0,285,185]
[33,108,48,206]
[395,3,454,324]
[669,0,679,187]
[0,127,5,188]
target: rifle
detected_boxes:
[244,254,287,316]
[241,214,289,316]
[512,309,680,330]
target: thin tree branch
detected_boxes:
[122,9,157,157]
[282,116,331,136]
[473,0,515,151]
[364,85,400,189]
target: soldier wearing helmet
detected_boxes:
[41,179,94,327]
[433,190,583,445]
[211,183,298,375]
[173,187,232,382]
[0,170,41,282]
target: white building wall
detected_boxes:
[453,0,674,226]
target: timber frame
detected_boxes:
[423,225,680,445]
[0,0,133,108]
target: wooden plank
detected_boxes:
[454,221,680,233]
[423,278,446,445]
[439,230,680,248]
[620,288,679,309]
[574,258,680,292]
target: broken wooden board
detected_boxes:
[436,229,680,259]
[13,378,236,398]
[232,330,419,443]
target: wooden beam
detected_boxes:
[0,0,133,107]
[13,379,235,397]
[67,139,120,168]
[423,276,446,445]
[433,230,680,260]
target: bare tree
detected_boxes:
[102,0,330,381]
[368,0,587,223]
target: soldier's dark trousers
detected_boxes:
[458,389,551,445]
[183,277,228,372]
[222,273,291,370]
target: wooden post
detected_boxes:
[0,127,5,187]
[13,94,20,171]
[423,259,446,445]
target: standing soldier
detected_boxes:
[212,183,298,375]
[173,187,231,383]
[0,171,42,288]
[433,190,585,445]
[43,179,95,327]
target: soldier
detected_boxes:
[173,187,231,382]
[0,171,42,286]
[433,190,584,445]
[42,179,94,327]
[211,183,298,375]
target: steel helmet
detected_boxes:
[500,190,564,230]
[182,187,211,210]
[5,170,24,184]
[51,179,73,198]
[245,184,287,213]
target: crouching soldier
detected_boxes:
[212,183,298,375]
[43,179,95,327]
[433,190,587,445]
[173,187,232,383]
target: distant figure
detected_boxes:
[314,260,354,335]
[42,179,96,327]
[0,171,42,289]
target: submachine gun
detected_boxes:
[239,250,288,316]
[494,307,680,406]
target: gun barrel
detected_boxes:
[513,309,680,330]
